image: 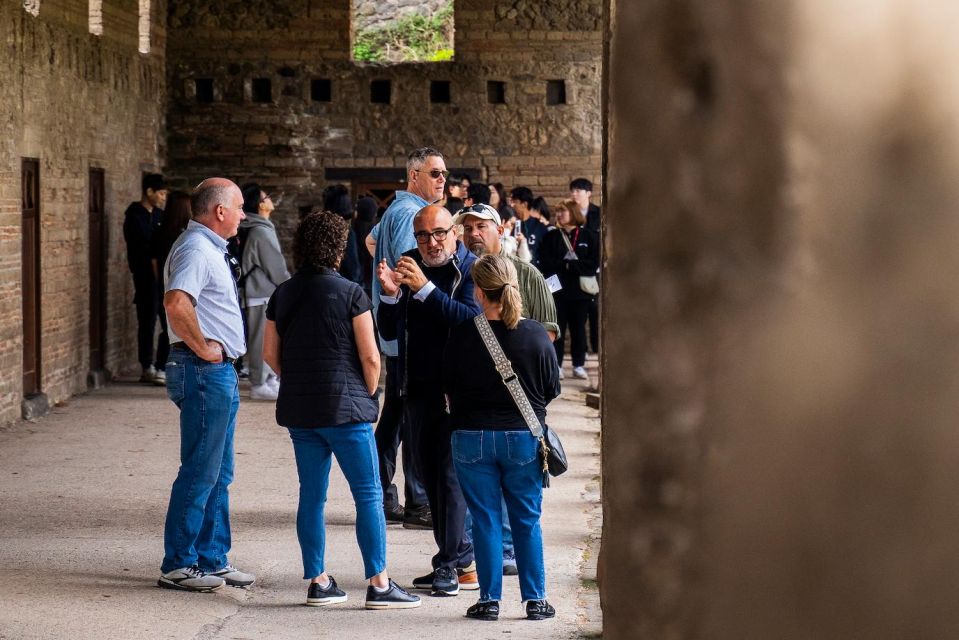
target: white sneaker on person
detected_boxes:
[157,565,224,592]
[140,365,157,384]
[266,375,280,392]
[152,369,167,386]
[250,384,278,401]
[572,366,589,380]
[209,563,255,587]
[558,368,565,380]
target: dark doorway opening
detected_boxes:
[88,168,110,387]
[21,159,42,398]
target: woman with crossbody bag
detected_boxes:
[536,199,600,380]
[442,254,562,622]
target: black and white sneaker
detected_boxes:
[385,503,405,524]
[411,570,435,590]
[525,599,556,620]
[466,600,500,621]
[209,563,255,587]
[431,566,459,597]
[306,577,347,606]
[365,579,422,609]
[157,565,225,592]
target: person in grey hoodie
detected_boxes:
[239,183,291,401]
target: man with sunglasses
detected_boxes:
[364,148,448,530]
[376,204,482,597]
[158,178,255,593]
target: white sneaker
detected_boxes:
[152,369,167,386]
[210,563,255,587]
[157,566,225,592]
[266,375,280,392]
[558,368,565,380]
[140,365,157,384]
[250,384,278,401]
[572,366,589,380]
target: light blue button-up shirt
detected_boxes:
[164,220,246,358]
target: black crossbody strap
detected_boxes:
[473,314,544,439]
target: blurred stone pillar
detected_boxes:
[601,1,959,638]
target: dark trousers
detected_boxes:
[588,296,599,353]
[156,292,170,371]
[405,392,473,570]
[555,297,590,368]
[374,357,427,510]
[134,274,162,369]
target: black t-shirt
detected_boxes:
[443,318,560,431]
[266,266,378,428]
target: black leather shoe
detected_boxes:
[306,576,347,606]
[466,600,500,621]
[365,579,421,609]
[525,599,555,620]
[385,503,405,524]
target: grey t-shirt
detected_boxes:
[164,220,246,358]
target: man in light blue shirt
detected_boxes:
[364,147,448,528]
[158,178,255,593]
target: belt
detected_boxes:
[170,341,236,364]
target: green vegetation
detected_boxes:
[353,2,455,64]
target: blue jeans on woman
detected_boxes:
[452,430,546,603]
[288,424,387,579]
[161,350,240,574]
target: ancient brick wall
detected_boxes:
[164,0,602,247]
[0,0,166,424]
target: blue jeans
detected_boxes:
[464,501,514,559]
[288,424,387,580]
[452,430,546,602]
[161,350,240,574]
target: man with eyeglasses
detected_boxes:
[158,178,255,593]
[376,204,482,597]
[365,148,448,531]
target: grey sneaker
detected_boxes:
[306,576,347,606]
[503,550,518,576]
[210,564,255,587]
[157,565,225,592]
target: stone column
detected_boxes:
[602,1,959,638]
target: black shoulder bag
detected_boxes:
[473,314,568,487]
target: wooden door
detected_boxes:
[88,168,107,372]
[21,159,41,396]
[352,181,402,219]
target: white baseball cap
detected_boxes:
[452,203,502,226]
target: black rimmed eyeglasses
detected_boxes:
[413,225,454,244]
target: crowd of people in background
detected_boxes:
[126,147,601,621]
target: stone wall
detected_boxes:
[164,0,602,248]
[0,0,166,424]
[352,0,450,35]
[603,0,959,637]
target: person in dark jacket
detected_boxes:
[150,190,191,383]
[123,172,167,383]
[537,199,600,380]
[323,184,363,286]
[444,253,560,622]
[263,211,420,610]
[376,204,482,597]
[569,178,601,353]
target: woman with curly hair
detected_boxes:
[263,210,421,610]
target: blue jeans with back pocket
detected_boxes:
[160,349,240,574]
[452,429,546,602]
